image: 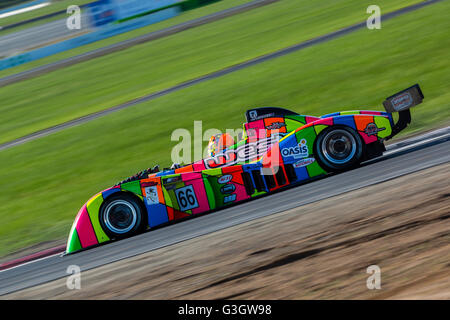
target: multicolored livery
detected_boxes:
[66,84,424,254]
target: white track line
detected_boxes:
[0,3,50,20]
[385,130,450,156]
[0,252,62,273]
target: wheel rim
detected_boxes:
[321,129,357,165]
[103,200,137,234]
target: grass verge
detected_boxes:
[0,0,424,144]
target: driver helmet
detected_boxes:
[207,133,235,157]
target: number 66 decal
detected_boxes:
[175,185,199,211]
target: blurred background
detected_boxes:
[0,0,448,261]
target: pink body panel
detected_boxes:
[75,205,98,248]
[181,172,210,214]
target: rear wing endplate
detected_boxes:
[383,84,424,113]
[383,84,424,140]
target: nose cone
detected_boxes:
[66,190,116,254]
[65,203,100,254]
[66,205,85,254]
[66,219,82,254]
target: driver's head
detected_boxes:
[207,133,235,157]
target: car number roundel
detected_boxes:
[175,185,199,211]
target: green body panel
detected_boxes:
[121,180,142,196]
[66,228,82,253]
[205,171,229,207]
[306,160,327,177]
[284,116,306,132]
[202,177,216,210]
[285,115,307,124]
[203,168,222,176]
[86,194,110,243]
[295,123,328,177]
[338,110,362,115]
[162,186,173,207]
[314,124,328,135]
[164,182,185,212]
[374,116,393,138]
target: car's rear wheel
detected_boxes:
[314,126,363,172]
[99,194,146,238]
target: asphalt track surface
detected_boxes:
[0,133,448,296]
[0,0,443,152]
[0,14,90,57]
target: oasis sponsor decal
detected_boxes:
[220,184,236,194]
[293,157,315,168]
[217,174,233,184]
[281,139,309,159]
[364,123,385,136]
[144,186,159,205]
[205,136,278,169]
[391,92,413,111]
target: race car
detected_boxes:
[66,84,424,254]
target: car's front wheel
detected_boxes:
[314,126,364,172]
[99,194,146,238]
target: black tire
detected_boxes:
[99,193,146,239]
[314,126,364,172]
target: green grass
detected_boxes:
[0,0,449,257]
[0,0,423,145]
[0,0,254,76]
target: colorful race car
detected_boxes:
[66,84,424,254]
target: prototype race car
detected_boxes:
[66,84,424,254]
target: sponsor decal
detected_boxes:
[281,139,309,159]
[248,110,275,121]
[175,185,198,211]
[144,186,159,205]
[293,157,315,168]
[391,92,413,111]
[220,184,236,194]
[257,112,275,120]
[217,174,233,184]
[205,136,278,169]
[163,176,182,184]
[364,123,385,136]
[223,194,237,204]
[266,122,286,130]
[141,181,158,188]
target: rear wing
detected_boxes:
[383,84,424,139]
[383,84,424,113]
